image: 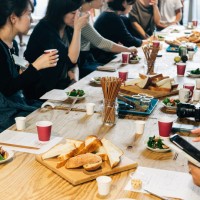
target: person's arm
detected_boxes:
[68,11,89,64]
[188,162,200,187]
[81,23,137,54]
[152,0,161,25]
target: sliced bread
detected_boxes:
[101,138,123,168]
[42,143,76,160]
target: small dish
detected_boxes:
[90,77,101,85]
[146,145,171,153]
[67,94,86,100]
[129,59,139,64]
[0,150,14,164]
[187,71,200,78]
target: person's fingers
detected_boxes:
[191,128,200,134]
[192,137,200,142]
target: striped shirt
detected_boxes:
[81,22,114,51]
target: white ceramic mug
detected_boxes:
[179,88,191,103]
[96,176,112,196]
[193,90,200,102]
[15,117,26,131]
[86,103,95,115]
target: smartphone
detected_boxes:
[170,134,200,167]
[171,123,195,133]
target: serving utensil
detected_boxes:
[65,97,78,114]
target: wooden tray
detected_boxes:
[36,155,138,186]
[120,85,178,98]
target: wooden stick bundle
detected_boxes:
[142,45,159,74]
[101,77,122,125]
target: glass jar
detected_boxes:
[102,100,118,126]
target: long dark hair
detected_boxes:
[108,0,136,11]
[0,0,33,28]
[44,0,83,31]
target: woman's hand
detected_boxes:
[191,128,200,142]
[32,50,59,70]
[188,162,200,186]
[74,11,89,31]
[150,0,158,6]
[128,47,138,55]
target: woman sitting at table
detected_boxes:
[77,0,138,78]
[0,0,58,132]
[129,0,160,39]
[24,0,89,99]
[92,0,147,64]
[188,128,200,187]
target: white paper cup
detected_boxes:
[193,90,200,101]
[196,79,200,90]
[135,120,145,134]
[188,51,195,61]
[86,103,95,115]
[44,49,57,54]
[15,117,26,131]
[96,176,112,196]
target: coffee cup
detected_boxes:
[158,117,173,138]
[192,20,198,28]
[15,117,26,131]
[183,83,195,98]
[193,90,200,102]
[176,63,186,76]
[44,49,57,54]
[36,121,52,142]
[188,51,195,61]
[179,88,191,103]
[122,53,130,64]
[118,70,128,82]
[152,41,160,48]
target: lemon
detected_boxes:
[174,56,181,63]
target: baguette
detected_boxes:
[148,86,171,92]
[101,138,123,168]
[83,160,102,171]
[94,145,108,161]
[65,153,102,169]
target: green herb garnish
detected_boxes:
[147,136,167,149]
[67,89,85,97]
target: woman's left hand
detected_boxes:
[128,47,138,55]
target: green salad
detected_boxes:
[147,136,168,149]
[162,97,180,107]
[67,89,85,97]
[0,147,7,160]
[191,68,200,74]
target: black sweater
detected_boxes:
[92,12,142,64]
[24,19,75,99]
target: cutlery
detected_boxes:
[0,142,40,150]
[65,97,78,114]
[144,189,169,200]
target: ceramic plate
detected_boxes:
[0,150,14,164]
[187,71,200,78]
[162,103,177,110]
[90,77,101,85]
[146,145,171,153]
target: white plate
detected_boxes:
[187,71,200,78]
[67,94,86,100]
[146,145,171,153]
[90,77,101,85]
[162,103,177,110]
[0,150,14,164]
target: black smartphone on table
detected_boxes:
[169,134,200,167]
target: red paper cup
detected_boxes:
[183,83,195,98]
[176,63,186,76]
[192,20,198,27]
[158,117,173,138]
[122,53,130,64]
[44,49,57,54]
[36,121,52,142]
[118,71,128,82]
[152,41,160,48]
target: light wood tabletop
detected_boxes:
[1,29,200,200]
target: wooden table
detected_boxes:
[1,28,200,200]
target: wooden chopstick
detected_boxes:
[0,142,40,150]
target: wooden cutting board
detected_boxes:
[36,155,138,186]
[120,85,178,98]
